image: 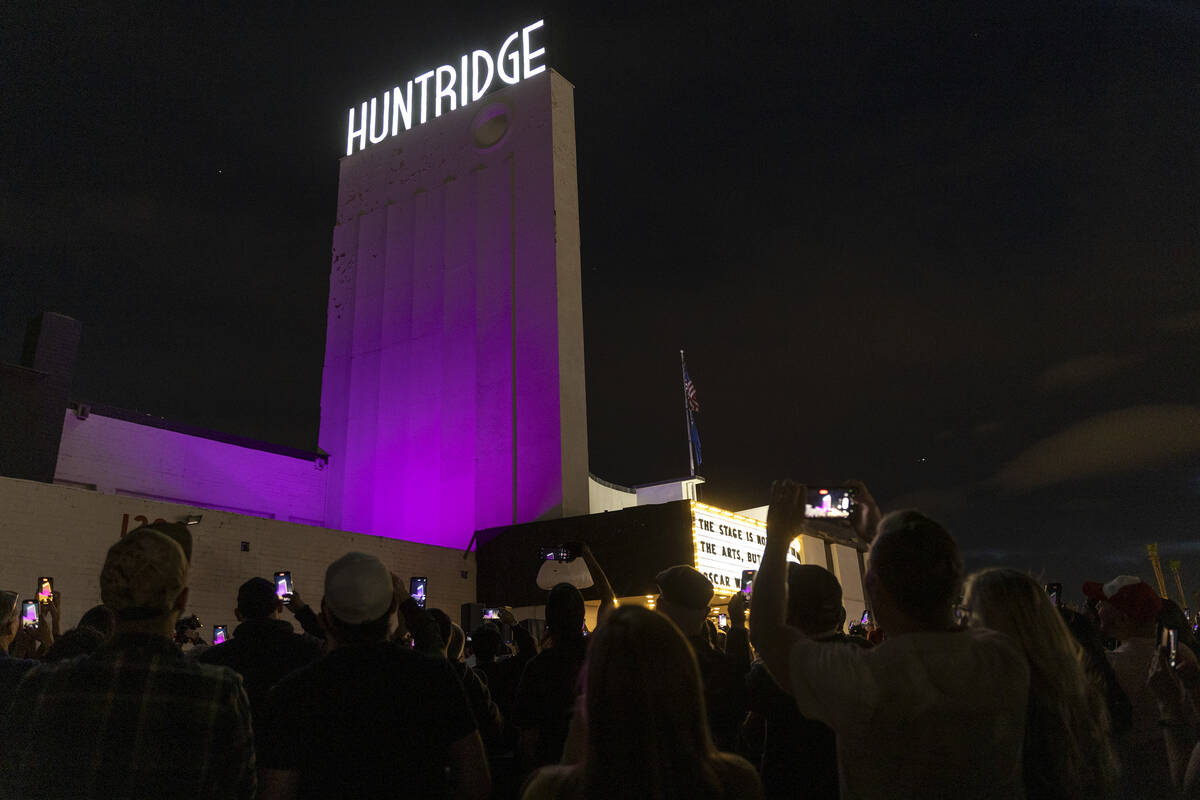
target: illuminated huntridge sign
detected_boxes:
[345,20,547,157]
[691,502,801,596]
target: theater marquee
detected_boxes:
[691,502,801,596]
[344,19,547,156]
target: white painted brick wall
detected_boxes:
[54,411,328,523]
[0,477,476,635]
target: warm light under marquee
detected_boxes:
[691,501,801,596]
[344,20,547,156]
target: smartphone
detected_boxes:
[734,566,753,597]
[213,625,228,645]
[21,600,38,629]
[804,487,856,519]
[718,612,728,628]
[274,571,293,603]
[483,607,501,621]
[409,577,428,609]
[1044,583,1062,608]
[741,569,757,606]
[1163,627,1179,669]
[37,577,53,604]
[538,543,578,562]
[860,610,872,625]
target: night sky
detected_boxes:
[3,1,1199,605]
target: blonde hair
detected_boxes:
[964,568,1119,800]
[579,606,723,800]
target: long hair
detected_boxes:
[964,568,1119,800]
[579,606,723,800]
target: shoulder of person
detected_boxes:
[709,752,763,797]
[832,633,873,649]
[962,625,1025,658]
[190,659,249,692]
[521,764,579,800]
[195,639,235,663]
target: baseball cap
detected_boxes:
[787,564,843,623]
[324,552,394,624]
[100,530,188,620]
[127,522,193,563]
[655,565,714,610]
[1082,575,1162,623]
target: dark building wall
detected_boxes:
[475,500,694,608]
[0,313,80,482]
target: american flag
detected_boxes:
[684,369,699,413]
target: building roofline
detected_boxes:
[587,473,636,494]
[632,475,706,489]
[67,402,326,463]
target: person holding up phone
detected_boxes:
[750,480,1029,800]
[1148,633,1200,797]
[257,552,489,800]
[197,577,323,727]
[0,529,256,799]
[1082,574,1174,797]
[0,591,42,714]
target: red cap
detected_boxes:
[1082,575,1162,623]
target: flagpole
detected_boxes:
[680,349,695,478]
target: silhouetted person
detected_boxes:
[197,577,322,725]
[512,583,589,772]
[752,481,1029,799]
[654,564,751,752]
[746,564,869,799]
[1083,574,1172,797]
[0,529,255,798]
[0,591,39,715]
[966,568,1119,799]
[258,553,489,800]
[522,606,762,799]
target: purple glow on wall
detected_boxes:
[319,72,585,548]
[54,413,328,522]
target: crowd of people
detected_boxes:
[1,483,1198,799]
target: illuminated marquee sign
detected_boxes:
[345,19,547,156]
[691,501,801,596]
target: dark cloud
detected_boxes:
[993,405,1200,490]
[1157,311,1200,334]
[886,487,969,516]
[1036,353,1139,392]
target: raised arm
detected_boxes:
[749,480,808,695]
[1150,643,1200,796]
[581,544,617,628]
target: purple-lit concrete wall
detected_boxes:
[0,476,476,634]
[320,70,588,547]
[54,412,328,523]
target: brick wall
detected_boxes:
[0,477,476,635]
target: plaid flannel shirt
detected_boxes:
[0,632,255,800]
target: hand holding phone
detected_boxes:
[20,600,38,630]
[1163,627,1179,670]
[741,569,756,598]
[409,577,428,609]
[37,577,53,604]
[766,481,805,545]
[804,486,857,520]
[274,571,294,605]
[213,625,228,645]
